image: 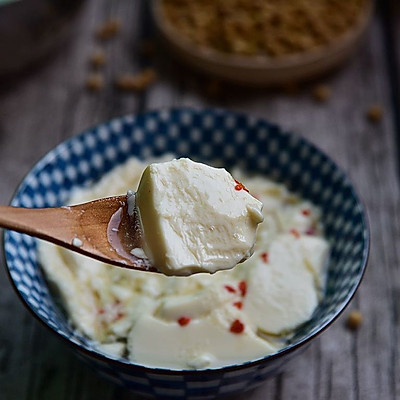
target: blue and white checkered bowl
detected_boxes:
[3,108,369,399]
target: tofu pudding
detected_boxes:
[135,158,264,275]
[38,156,329,370]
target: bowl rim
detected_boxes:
[2,107,370,375]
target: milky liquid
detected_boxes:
[106,196,154,270]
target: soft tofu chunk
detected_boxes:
[136,158,263,275]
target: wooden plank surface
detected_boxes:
[0,1,399,399]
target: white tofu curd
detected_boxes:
[128,307,277,369]
[38,155,330,369]
[135,158,264,275]
[243,235,329,334]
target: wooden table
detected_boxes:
[0,1,399,399]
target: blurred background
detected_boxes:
[0,0,399,399]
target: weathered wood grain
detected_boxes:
[0,1,399,399]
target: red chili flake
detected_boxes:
[233,301,243,310]
[178,316,191,326]
[306,227,316,235]
[234,179,249,193]
[261,252,269,263]
[98,308,105,314]
[238,280,247,297]
[224,285,237,293]
[290,228,301,239]
[302,209,311,216]
[230,319,245,334]
[114,312,124,321]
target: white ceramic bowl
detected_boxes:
[4,109,369,398]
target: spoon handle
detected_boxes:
[0,205,83,247]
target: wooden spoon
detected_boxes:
[0,195,156,272]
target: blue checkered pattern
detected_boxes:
[3,108,369,398]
